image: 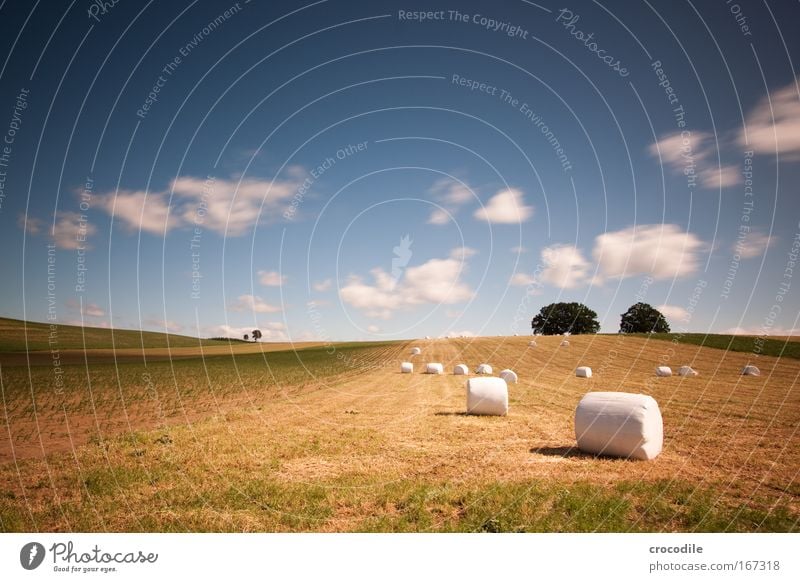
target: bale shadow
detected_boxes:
[434,411,468,417]
[529,445,589,458]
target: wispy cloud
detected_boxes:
[258,270,287,287]
[736,229,775,259]
[20,212,97,250]
[739,77,800,159]
[313,279,332,292]
[539,244,592,289]
[228,294,281,314]
[98,172,305,236]
[426,178,474,225]
[648,132,740,189]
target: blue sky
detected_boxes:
[1,0,799,341]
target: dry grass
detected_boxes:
[0,335,797,532]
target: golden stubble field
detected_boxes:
[0,335,797,532]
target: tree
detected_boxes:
[531,302,600,335]
[619,303,670,333]
[243,334,249,341]
[251,329,262,342]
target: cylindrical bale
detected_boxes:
[528,340,537,347]
[475,364,493,374]
[575,366,592,378]
[741,365,760,376]
[560,340,570,347]
[655,366,672,377]
[410,347,421,355]
[574,392,663,460]
[453,364,469,375]
[499,369,518,384]
[425,362,443,374]
[400,362,413,374]
[466,377,508,416]
[677,365,698,377]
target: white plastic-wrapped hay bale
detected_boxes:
[574,392,663,460]
[425,362,443,374]
[475,363,493,375]
[425,335,431,339]
[528,340,537,347]
[466,377,508,416]
[575,366,592,378]
[655,366,672,377]
[400,362,413,374]
[499,369,518,384]
[410,347,421,355]
[453,364,469,375]
[560,339,570,347]
[677,365,698,377]
[741,364,760,376]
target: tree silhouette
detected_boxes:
[531,302,600,335]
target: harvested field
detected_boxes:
[0,334,797,532]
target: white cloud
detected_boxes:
[427,208,451,225]
[511,245,527,253]
[473,188,533,224]
[21,212,97,250]
[739,78,800,158]
[205,323,288,341]
[258,270,286,287]
[657,304,689,323]
[265,321,286,331]
[539,244,592,289]
[65,298,105,318]
[366,324,380,333]
[98,173,305,236]
[98,190,177,235]
[446,330,475,338]
[340,257,473,319]
[699,165,740,188]
[426,179,474,226]
[450,246,478,260]
[83,303,106,318]
[429,178,473,206]
[228,294,281,314]
[510,273,536,286]
[313,279,332,292]
[737,230,775,259]
[649,132,739,189]
[593,224,705,280]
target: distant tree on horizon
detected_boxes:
[252,329,262,342]
[531,302,600,335]
[619,303,670,333]
[243,334,249,341]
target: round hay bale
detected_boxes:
[575,392,663,460]
[425,362,443,374]
[655,366,673,377]
[528,340,537,347]
[499,369,518,384]
[453,364,469,375]
[575,366,592,378]
[741,364,760,376]
[466,377,508,416]
[677,365,698,377]
[410,347,421,355]
[475,363,493,375]
[400,362,413,374]
[560,340,570,347]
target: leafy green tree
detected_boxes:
[251,329,262,342]
[619,302,670,333]
[243,334,249,341]
[531,302,600,335]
